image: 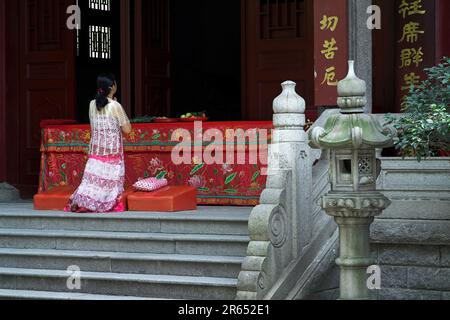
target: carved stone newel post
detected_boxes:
[309,61,394,300]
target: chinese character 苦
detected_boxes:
[321,38,339,60]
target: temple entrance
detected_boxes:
[135,0,313,122]
[134,0,241,121]
[170,0,242,121]
[76,0,122,123]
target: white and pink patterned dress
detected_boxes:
[65,99,130,213]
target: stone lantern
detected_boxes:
[309,61,395,300]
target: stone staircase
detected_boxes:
[0,202,251,300]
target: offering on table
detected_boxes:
[153,117,179,123]
[180,112,208,121]
[130,116,155,124]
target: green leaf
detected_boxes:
[152,134,161,140]
[251,171,260,182]
[190,164,205,175]
[155,171,167,180]
[198,187,209,192]
[225,173,237,185]
[224,189,238,194]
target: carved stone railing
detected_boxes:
[236,82,339,300]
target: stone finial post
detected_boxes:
[270,81,312,254]
[237,81,310,300]
[308,61,395,300]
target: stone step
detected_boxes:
[0,205,251,236]
[0,229,250,256]
[0,268,238,300]
[0,289,160,300]
[0,248,244,278]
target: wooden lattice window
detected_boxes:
[89,25,111,59]
[89,0,111,11]
[259,0,306,39]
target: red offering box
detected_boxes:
[127,186,197,212]
[34,186,134,211]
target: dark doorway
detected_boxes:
[76,0,121,123]
[170,0,242,121]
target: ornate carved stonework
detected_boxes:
[319,193,391,218]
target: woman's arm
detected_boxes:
[122,122,132,135]
[113,101,133,135]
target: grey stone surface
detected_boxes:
[442,292,450,300]
[375,244,440,267]
[0,205,250,299]
[380,199,450,221]
[378,158,450,192]
[381,266,408,289]
[0,268,238,300]
[0,289,158,300]
[407,267,450,291]
[0,204,251,235]
[0,183,20,203]
[306,289,339,301]
[441,247,450,267]
[0,248,244,278]
[378,288,442,301]
[371,219,450,245]
[348,0,372,113]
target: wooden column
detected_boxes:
[436,0,450,60]
[134,0,143,117]
[120,0,132,116]
[0,0,6,182]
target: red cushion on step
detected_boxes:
[34,186,134,211]
[127,186,197,212]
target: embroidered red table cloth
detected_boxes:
[39,121,274,206]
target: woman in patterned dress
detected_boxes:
[65,73,132,213]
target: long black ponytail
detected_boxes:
[95,73,116,112]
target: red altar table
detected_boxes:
[39,121,273,206]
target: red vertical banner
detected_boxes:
[314,0,349,107]
[395,0,436,112]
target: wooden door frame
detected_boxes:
[0,0,6,182]
[120,0,132,116]
[5,0,20,186]
[134,0,143,117]
[240,0,248,120]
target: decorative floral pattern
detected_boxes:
[40,122,273,206]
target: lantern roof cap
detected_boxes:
[309,61,395,150]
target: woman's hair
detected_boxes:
[95,73,116,111]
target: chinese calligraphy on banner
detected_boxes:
[396,0,436,111]
[314,0,348,106]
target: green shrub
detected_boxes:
[386,57,450,161]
